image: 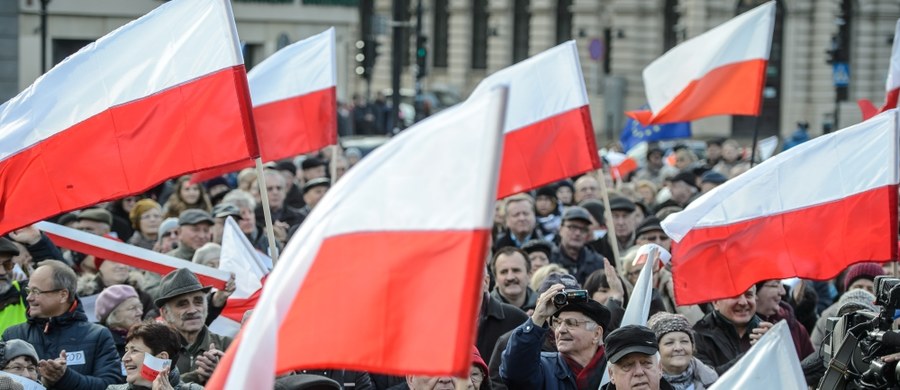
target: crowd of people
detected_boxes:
[0,135,891,390]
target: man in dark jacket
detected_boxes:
[692,286,773,374]
[501,283,610,390]
[490,247,537,313]
[493,194,547,253]
[2,260,121,389]
[550,207,605,284]
[156,268,233,386]
[477,265,528,362]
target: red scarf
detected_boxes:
[563,345,606,390]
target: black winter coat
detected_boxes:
[3,299,123,390]
[692,310,761,375]
[476,293,528,363]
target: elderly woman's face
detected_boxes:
[3,355,38,381]
[658,331,693,375]
[109,297,143,330]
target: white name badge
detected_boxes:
[66,351,86,366]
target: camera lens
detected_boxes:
[552,291,568,306]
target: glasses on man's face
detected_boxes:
[639,234,669,242]
[25,287,63,297]
[550,317,595,330]
[4,364,37,374]
[563,224,590,234]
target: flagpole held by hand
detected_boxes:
[254,157,280,262]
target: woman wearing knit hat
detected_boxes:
[127,199,163,250]
[95,285,143,359]
[647,312,718,390]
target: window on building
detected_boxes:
[242,43,265,71]
[556,0,573,44]
[433,0,449,68]
[472,0,489,69]
[512,0,530,64]
[52,39,93,66]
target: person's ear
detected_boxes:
[156,351,169,360]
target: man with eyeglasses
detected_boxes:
[501,283,611,390]
[2,260,122,389]
[754,279,814,361]
[550,207,605,284]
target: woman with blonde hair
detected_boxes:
[163,176,212,218]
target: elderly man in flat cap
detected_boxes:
[156,268,233,386]
[602,325,674,390]
[501,282,611,389]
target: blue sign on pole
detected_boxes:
[833,62,850,87]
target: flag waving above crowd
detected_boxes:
[626,1,775,125]
[192,27,338,183]
[206,88,509,389]
[0,0,257,236]
[469,41,601,198]
[662,109,899,305]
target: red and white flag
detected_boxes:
[35,221,230,289]
[605,152,638,181]
[192,28,337,183]
[206,88,509,389]
[0,0,257,235]
[626,1,775,125]
[661,110,899,305]
[209,217,270,336]
[469,41,600,198]
[859,19,900,120]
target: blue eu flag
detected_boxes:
[619,108,691,152]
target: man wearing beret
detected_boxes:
[501,283,611,389]
[156,268,233,385]
[602,325,674,390]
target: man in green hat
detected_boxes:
[156,268,233,385]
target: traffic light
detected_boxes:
[355,39,380,80]
[416,35,428,79]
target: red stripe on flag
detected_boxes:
[627,59,767,126]
[497,105,600,198]
[43,232,227,290]
[880,87,900,113]
[190,87,337,184]
[671,185,898,305]
[255,87,337,160]
[271,229,489,377]
[221,289,261,323]
[0,66,255,235]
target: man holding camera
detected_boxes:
[500,283,610,389]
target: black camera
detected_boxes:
[820,276,900,389]
[553,290,588,307]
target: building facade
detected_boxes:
[4,0,899,144]
[367,0,900,143]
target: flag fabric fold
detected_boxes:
[468,41,600,198]
[205,87,510,389]
[0,0,257,235]
[626,1,775,125]
[861,19,900,120]
[191,28,338,183]
[661,109,900,305]
[621,244,672,327]
[35,221,230,289]
[708,320,805,389]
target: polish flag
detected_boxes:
[205,88,509,389]
[605,152,639,181]
[0,0,257,235]
[468,41,600,198]
[191,28,337,183]
[626,2,775,125]
[209,217,270,336]
[661,110,899,305]
[860,19,900,121]
[35,221,230,289]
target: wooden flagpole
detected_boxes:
[254,158,280,262]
